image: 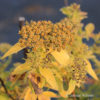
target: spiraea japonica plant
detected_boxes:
[0,3,100,100]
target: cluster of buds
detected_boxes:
[71,58,87,86]
[19,20,74,52]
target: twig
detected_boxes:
[18,17,28,58]
[18,17,25,29]
[0,78,15,100]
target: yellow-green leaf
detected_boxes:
[38,94,50,100]
[1,42,26,59]
[43,91,58,98]
[85,59,99,80]
[39,67,58,90]
[85,23,95,35]
[55,77,66,98]
[24,88,37,100]
[52,69,63,81]
[66,79,76,95]
[60,79,76,97]
[51,50,69,67]
[0,94,10,100]
[12,62,32,75]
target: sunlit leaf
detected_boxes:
[85,59,99,80]
[39,67,58,90]
[52,69,63,81]
[60,3,87,22]
[0,94,10,100]
[55,77,66,98]
[66,79,76,94]
[51,50,69,67]
[24,88,37,100]
[12,62,32,75]
[38,94,50,100]
[43,91,58,98]
[85,23,95,35]
[60,79,76,97]
[1,42,26,59]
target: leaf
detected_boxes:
[66,79,76,95]
[60,79,76,97]
[0,71,10,80]
[60,3,87,22]
[51,50,69,67]
[0,56,12,72]
[0,94,10,100]
[85,23,95,35]
[0,43,11,53]
[24,88,37,100]
[38,94,50,100]
[12,62,31,75]
[1,42,26,59]
[55,78,66,98]
[39,67,58,90]
[43,91,58,98]
[85,59,99,80]
[60,7,71,17]
[52,69,63,81]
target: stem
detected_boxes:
[18,17,28,58]
[18,17,25,30]
[72,90,76,100]
[0,78,15,100]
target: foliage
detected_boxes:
[0,3,100,100]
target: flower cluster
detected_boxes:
[1,3,99,100]
[19,20,74,52]
[71,58,87,85]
